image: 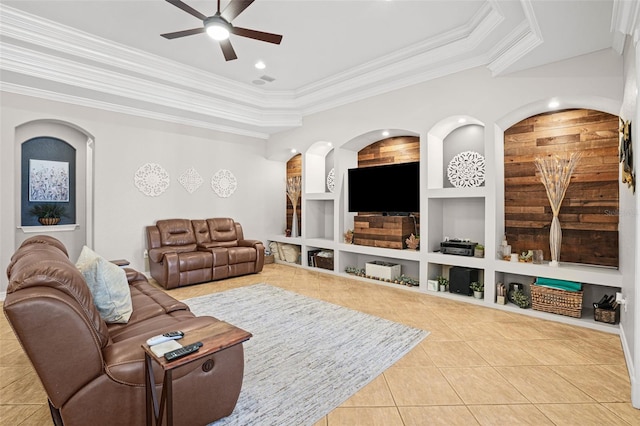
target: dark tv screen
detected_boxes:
[348,162,419,213]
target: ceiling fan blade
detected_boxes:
[221,0,255,22]
[219,39,238,61]
[161,27,205,39]
[165,0,207,20]
[232,27,283,44]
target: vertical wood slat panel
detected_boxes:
[504,109,619,267]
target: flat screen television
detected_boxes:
[348,162,419,214]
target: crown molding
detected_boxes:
[0,2,545,135]
[611,0,640,51]
[487,0,543,76]
[0,82,271,139]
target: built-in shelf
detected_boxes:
[305,192,334,200]
[279,121,622,335]
[19,224,79,233]
[494,259,622,288]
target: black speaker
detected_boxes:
[449,267,479,296]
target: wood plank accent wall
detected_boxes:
[286,154,302,233]
[357,136,420,168]
[504,109,619,267]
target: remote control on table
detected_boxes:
[164,342,203,362]
[146,331,184,346]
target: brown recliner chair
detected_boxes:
[147,218,264,289]
[4,235,248,426]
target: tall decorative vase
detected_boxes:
[291,207,298,238]
[534,153,581,268]
[549,215,561,267]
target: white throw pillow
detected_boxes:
[76,245,133,324]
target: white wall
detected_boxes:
[620,35,640,407]
[1,93,285,291]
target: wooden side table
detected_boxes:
[142,322,252,426]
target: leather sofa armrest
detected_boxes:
[123,268,148,285]
[238,240,264,249]
[148,246,177,263]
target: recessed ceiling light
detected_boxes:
[382,131,390,137]
[548,100,560,108]
[291,148,297,154]
[327,142,333,147]
[458,118,467,124]
[255,61,266,70]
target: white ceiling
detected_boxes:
[0,0,636,138]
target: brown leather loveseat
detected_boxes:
[146,218,265,289]
[4,235,250,426]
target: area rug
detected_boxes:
[184,283,429,426]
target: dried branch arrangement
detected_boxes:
[286,176,301,206]
[534,152,581,265]
[534,152,581,216]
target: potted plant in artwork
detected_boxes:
[470,281,484,299]
[437,276,449,292]
[29,203,67,225]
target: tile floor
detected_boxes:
[2,263,640,425]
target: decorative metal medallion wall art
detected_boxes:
[326,168,336,193]
[447,151,486,188]
[211,169,237,198]
[134,163,170,196]
[179,167,204,194]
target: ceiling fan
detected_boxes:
[161,0,283,61]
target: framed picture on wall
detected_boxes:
[29,159,70,202]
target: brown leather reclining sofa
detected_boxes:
[146,218,265,289]
[4,235,249,426]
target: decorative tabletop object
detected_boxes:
[405,233,420,250]
[326,168,335,193]
[447,151,486,188]
[619,118,635,192]
[211,169,237,198]
[286,176,301,237]
[134,163,170,197]
[344,229,354,244]
[534,153,581,266]
[178,167,203,194]
[30,203,67,225]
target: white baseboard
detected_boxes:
[0,291,5,302]
[620,325,640,408]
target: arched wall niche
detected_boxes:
[427,115,485,189]
[343,128,419,153]
[504,108,619,267]
[14,119,94,261]
[494,96,622,266]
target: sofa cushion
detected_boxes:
[157,219,197,246]
[206,218,238,247]
[179,251,213,271]
[76,246,133,324]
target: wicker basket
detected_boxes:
[530,284,583,318]
[594,307,619,324]
[264,254,275,264]
[314,254,334,270]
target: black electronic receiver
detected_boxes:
[164,342,203,362]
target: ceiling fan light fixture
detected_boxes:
[204,16,230,41]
